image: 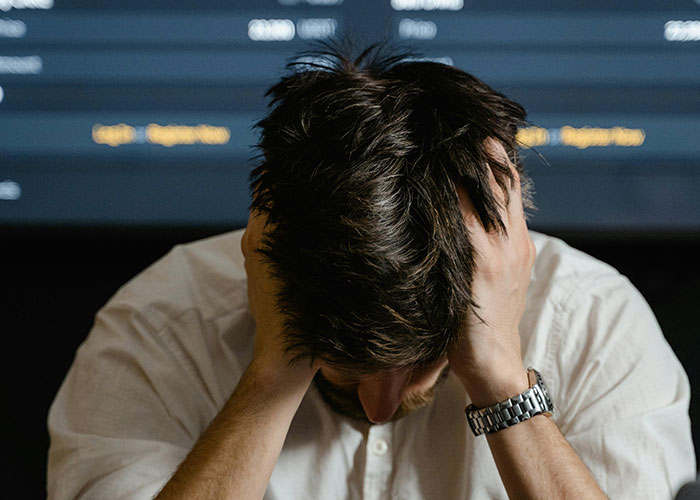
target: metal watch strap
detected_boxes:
[466,368,554,436]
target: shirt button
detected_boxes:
[371,439,389,456]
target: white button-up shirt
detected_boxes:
[47,230,696,499]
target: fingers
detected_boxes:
[482,139,525,226]
[241,209,269,259]
[459,144,527,239]
[241,220,250,259]
[456,184,481,228]
[456,140,535,282]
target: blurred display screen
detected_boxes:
[1,0,699,230]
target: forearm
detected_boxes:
[156,357,316,500]
[461,371,608,500]
[486,414,608,500]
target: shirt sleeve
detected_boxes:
[47,303,208,499]
[47,232,250,500]
[547,271,696,500]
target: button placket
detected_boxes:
[362,424,394,500]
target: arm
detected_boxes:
[155,353,315,500]
[156,212,317,500]
[447,143,608,499]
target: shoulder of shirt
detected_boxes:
[105,228,248,332]
[524,230,673,391]
[528,230,634,307]
[523,231,654,373]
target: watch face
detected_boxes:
[533,369,554,413]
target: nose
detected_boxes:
[357,370,411,424]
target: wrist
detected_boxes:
[458,365,529,408]
[246,354,318,398]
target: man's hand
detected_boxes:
[446,141,608,500]
[241,210,319,384]
[157,211,317,500]
[447,142,535,407]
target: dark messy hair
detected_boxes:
[250,43,530,373]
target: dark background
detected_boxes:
[1,0,699,497]
[1,225,698,499]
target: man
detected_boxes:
[48,46,695,499]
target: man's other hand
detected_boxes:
[241,210,318,382]
[447,141,536,407]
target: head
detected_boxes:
[249,43,531,423]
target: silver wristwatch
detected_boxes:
[466,368,554,436]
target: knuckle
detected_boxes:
[241,230,250,258]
